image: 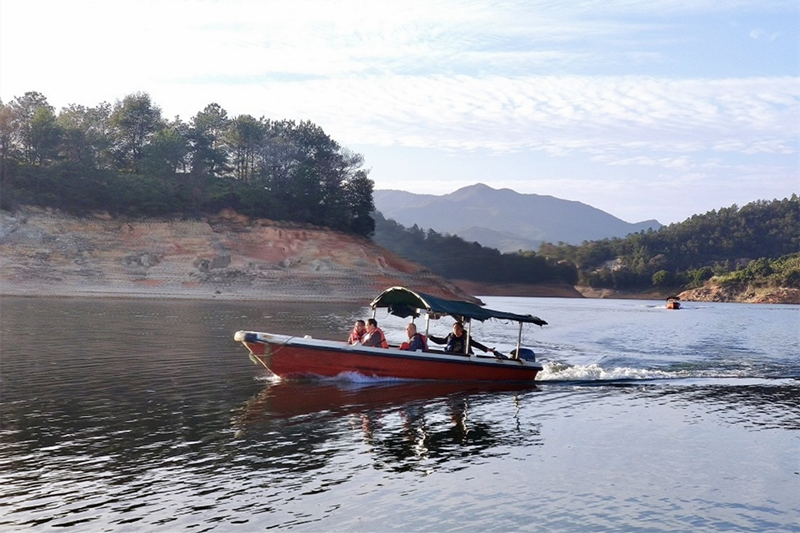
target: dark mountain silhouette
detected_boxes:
[374,183,661,252]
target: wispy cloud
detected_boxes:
[241,75,797,157]
[749,28,782,41]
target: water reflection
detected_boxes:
[643,379,800,430]
[234,381,543,474]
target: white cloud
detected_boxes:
[1,0,797,224]
[224,75,797,158]
[749,28,782,41]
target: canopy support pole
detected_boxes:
[465,319,473,357]
[515,323,523,360]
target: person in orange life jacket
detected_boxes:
[400,323,427,351]
[428,321,494,354]
[348,319,366,344]
[362,318,388,348]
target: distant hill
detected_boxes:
[374,184,661,252]
[538,195,800,302]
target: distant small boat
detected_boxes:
[234,286,548,382]
[666,296,681,310]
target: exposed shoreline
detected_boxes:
[0,279,583,303]
[6,281,795,305]
[4,282,797,306]
[451,280,584,299]
[2,207,796,305]
[0,207,478,304]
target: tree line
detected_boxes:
[0,91,375,235]
[372,212,580,285]
[537,196,800,291]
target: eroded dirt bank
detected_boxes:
[0,208,476,303]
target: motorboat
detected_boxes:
[234,286,547,381]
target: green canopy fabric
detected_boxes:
[370,286,547,326]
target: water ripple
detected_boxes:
[1,297,797,531]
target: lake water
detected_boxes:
[0,296,798,532]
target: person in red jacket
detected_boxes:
[347,319,366,344]
[362,318,388,348]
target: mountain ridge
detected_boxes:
[374,183,661,252]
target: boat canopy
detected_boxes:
[369,286,547,326]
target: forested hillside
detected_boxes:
[374,196,799,297]
[372,212,579,286]
[538,196,800,291]
[0,91,375,236]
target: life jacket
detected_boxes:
[402,333,428,351]
[365,327,388,348]
[418,333,428,351]
[375,327,388,348]
[348,328,365,344]
[445,334,465,354]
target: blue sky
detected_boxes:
[1,0,798,224]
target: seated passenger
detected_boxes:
[347,319,366,344]
[362,318,388,348]
[428,321,494,355]
[400,323,427,351]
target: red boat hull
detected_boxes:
[240,337,541,382]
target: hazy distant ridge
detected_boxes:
[374,183,661,252]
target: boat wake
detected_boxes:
[536,361,794,382]
[537,362,678,382]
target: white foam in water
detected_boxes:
[255,373,282,384]
[324,372,410,383]
[256,371,405,384]
[537,362,679,381]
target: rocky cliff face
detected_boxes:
[0,208,476,303]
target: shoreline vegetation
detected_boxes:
[374,197,800,304]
